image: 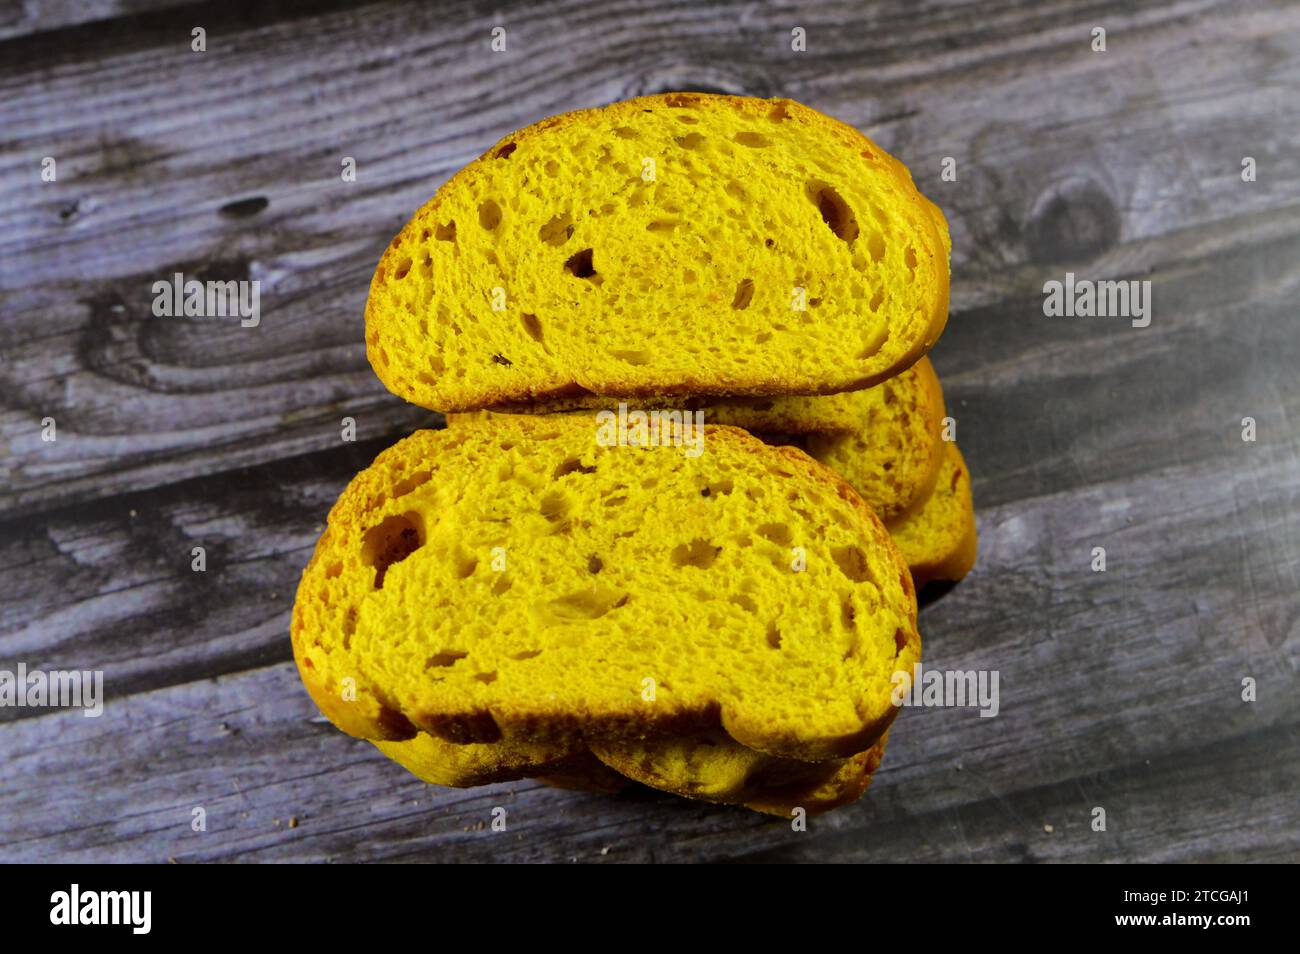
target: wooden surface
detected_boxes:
[1,0,1297,863]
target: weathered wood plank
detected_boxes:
[2,0,1296,519]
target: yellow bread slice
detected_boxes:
[588,729,841,802]
[371,733,600,788]
[800,356,945,520]
[451,357,947,518]
[372,727,883,815]
[884,442,977,588]
[743,739,885,816]
[292,414,920,760]
[366,93,951,411]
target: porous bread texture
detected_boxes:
[459,389,867,436]
[366,93,951,411]
[291,414,919,761]
[884,441,978,588]
[454,357,946,522]
[802,356,946,521]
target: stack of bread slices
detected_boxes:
[292,93,975,816]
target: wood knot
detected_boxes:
[1024,176,1120,264]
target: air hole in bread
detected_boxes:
[731,278,756,310]
[391,471,431,499]
[392,256,412,280]
[491,353,512,366]
[325,561,343,579]
[730,593,757,613]
[426,650,468,668]
[831,545,874,583]
[869,287,885,312]
[474,671,498,684]
[494,142,517,159]
[671,538,721,569]
[840,596,856,631]
[674,114,700,125]
[734,131,770,148]
[587,554,603,574]
[362,512,424,589]
[492,575,513,596]
[705,478,734,496]
[608,349,651,365]
[807,181,859,245]
[434,220,456,242]
[676,132,706,150]
[547,587,630,620]
[768,103,791,121]
[904,245,918,276]
[613,126,638,139]
[538,213,575,246]
[646,219,680,233]
[544,159,559,176]
[510,649,542,660]
[454,554,477,579]
[867,232,886,263]
[553,456,597,478]
[539,489,570,523]
[893,627,909,654]
[766,621,783,649]
[520,312,546,347]
[757,522,793,546]
[478,199,503,230]
[725,180,746,199]
[683,269,698,284]
[564,247,598,280]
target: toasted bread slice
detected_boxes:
[885,442,977,588]
[366,93,950,411]
[292,414,919,761]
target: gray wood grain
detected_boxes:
[1,0,1298,862]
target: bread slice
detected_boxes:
[800,356,946,521]
[884,442,977,588]
[373,725,884,815]
[453,357,946,520]
[371,732,597,788]
[366,93,950,412]
[291,414,919,761]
